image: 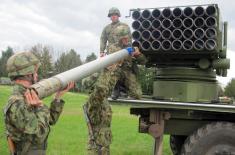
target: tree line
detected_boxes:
[0,44,97,91]
[0,45,97,79]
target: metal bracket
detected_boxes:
[148,110,170,155]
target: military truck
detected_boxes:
[110,4,235,155]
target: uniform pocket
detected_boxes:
[101,103,112,126]
[96,127,112,147]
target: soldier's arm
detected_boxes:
[100,26,108,52]
[136,54,147,65]
[49,81,74,125]
[49,99,65,125]
[132,47,147,65]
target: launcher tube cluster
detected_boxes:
[131,5,219,52]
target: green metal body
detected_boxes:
[110,99,235,136]
[153,67,219,102]
[132,106,235,136]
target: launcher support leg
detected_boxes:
[148,110,170,155]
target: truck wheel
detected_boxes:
[181,122,235,155]
[170,135,187,155]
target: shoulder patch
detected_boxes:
[8,95,24,104]
[105,24,112,30]
[4,95,24,115]
[120,22,128,26]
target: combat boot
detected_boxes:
[87,146,110,155]
[111,87,120,100]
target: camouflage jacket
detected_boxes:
[100,21,132,52]
[4,84,65,151]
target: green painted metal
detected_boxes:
[198,58,210,69]
[216,5,223,54]
[212,58,230,69]
[219,21,228,58]
[127,107,235,136]
[154,67,218,102]
[164,119,210,135]
[155,67,216,81]
[154,81,218,102]
[109,98,235,113]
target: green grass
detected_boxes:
[0,85,172,155]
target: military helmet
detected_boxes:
[116,25,129,40]
[108,7,121,17]
[6,52,40,78]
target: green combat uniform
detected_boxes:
[100,7,132,54]
[4,52,65,155]
[86,25,147,155]
[4,85,65,155]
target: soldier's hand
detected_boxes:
[100,52,105,57]
[107,63,118,71]
[132,47,141,57]
[54,81,75,101]
[24,89,43,107]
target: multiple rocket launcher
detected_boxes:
[130,4,229,76]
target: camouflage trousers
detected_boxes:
[86,67,142,155]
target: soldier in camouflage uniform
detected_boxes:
[85,25,147,155]
[4,52,74,155]
[100,7,132,57]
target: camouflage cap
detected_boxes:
[108,7,121,17]
[6,52,40,77]
[116,25,129,40]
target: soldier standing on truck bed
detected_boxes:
[4,52,74,155]
[84,12,147,154]
[100,7,132,57]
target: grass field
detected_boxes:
[0,85,172,155]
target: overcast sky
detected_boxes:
[0,0,234,85]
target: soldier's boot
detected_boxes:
[87,148,98,155]
[87,146,110,155]
[100,146,110,155]
[119,85,128,98]
[87,137,97,155]
[111,86,120,100]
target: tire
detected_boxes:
[170,135,187,155]
[181,122,235,155]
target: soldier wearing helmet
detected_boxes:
[86,25,146,155]
[100,7,132,57]
[4,52,74,155]
[109,25,147,99]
